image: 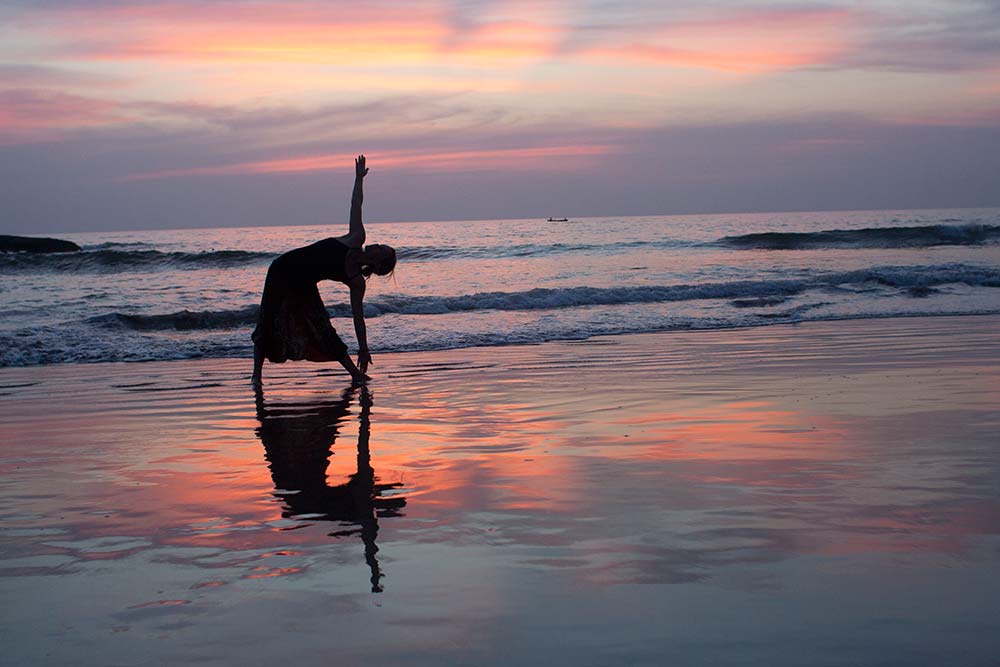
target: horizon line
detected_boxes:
[10,203,999,237]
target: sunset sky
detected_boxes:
[2,0,999,232]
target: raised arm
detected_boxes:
[347,154,368,245]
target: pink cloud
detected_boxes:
[580,7,861,72]
[0,89,126,143]
[122,144,619,181]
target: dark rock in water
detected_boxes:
[0,235,81,253]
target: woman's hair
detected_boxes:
[375,245,397,276]
[364,244,397,279]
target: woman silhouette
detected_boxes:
[251,155,396,387]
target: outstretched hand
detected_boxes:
[355,154,369,178]
[358,349,373,373]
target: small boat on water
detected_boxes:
[547,217,569,222]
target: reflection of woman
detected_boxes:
[254,385,405,592]
[251,155,397,387]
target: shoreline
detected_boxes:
[3,310,999,372]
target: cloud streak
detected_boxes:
[16,2,562,66]
[578,7,861,72]
[0,89,128,143]
[122,144,619,181]
[6,0,999,75]
[3,112,998,233]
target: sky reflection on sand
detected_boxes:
[1,317,999,665]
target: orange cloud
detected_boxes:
[122,144,618,180]
[25,2,561,67]
[25,3,856,72]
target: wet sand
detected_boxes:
[2,316,999,666]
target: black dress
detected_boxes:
[252,238,354,363]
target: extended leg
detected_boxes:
[252,343,264,387]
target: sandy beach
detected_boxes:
[2,315,999,666]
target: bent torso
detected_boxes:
[271,237,351,285]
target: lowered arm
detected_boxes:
[350,277,372,372]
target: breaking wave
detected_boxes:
[88,306,261,331]
[84,263,1000,332]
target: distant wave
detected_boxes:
[86,263,1000,332]
[80,241,153,250]
[88,306,260,331]
[0,248,276,273]
[2,237,697,273]
[718,223,1000,250]
[398,238,690,261]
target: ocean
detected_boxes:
[2,207,999,367]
